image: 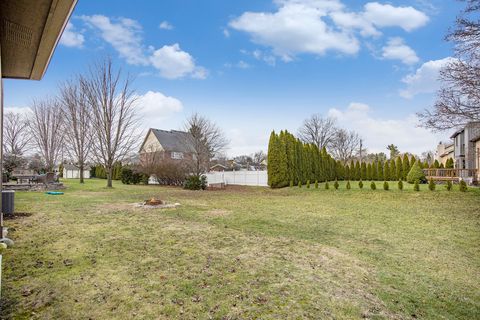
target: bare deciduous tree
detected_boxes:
[29,98,65,171]
[82,59,140,188]
[419,0,480,130]
[330,129,361,164]
[297,114,337,150]
[184,113,229,176]
[252,150,267,169]
[3,111,30,155]
[59,78,94,183]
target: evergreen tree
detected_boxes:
[372,160,378,180]
[459,180,467,192]
[407,161,426,184]
[361,162,367,180]
[346,181,351,190]
[377,161,384,181]
[414,179,420,191]
[334,179,339,190]
[355,161,361,181]
[402,154,410,180]
[267,131,289,188]
[446,180,452,191]
[389,159,396,181]
[350,160,356,180]
[396,156,403,181]
[358,179,364,189]
[345,165,350,181]
[366,163,372,180]
[433,160,440,168]
[428,178,436,191]
[384,161,390,181]
[398,179,403,190]
[325,181,329,190]
[370,181,376,190]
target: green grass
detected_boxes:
[1,179,479,319]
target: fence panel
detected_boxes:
[205,171,268,187]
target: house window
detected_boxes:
[171,152,184,160]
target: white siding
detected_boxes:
[63,169,91,179]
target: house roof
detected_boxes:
[1,0,77,80]
[149,129,195,153]
[450,128,464,139]
[470,134,480,143]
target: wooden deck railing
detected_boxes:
[423,168,478,181]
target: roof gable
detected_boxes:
[141,129,195,153]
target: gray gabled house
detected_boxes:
[139,129,195,163]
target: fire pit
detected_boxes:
[144,197,164,206]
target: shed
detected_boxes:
[63,164,91,179]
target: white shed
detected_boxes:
[63,164,91,179]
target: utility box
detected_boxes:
[2,190,15,216]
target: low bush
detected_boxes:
[459,180,468,192]
[325,181,329,190]
[428,178,435,191]
[383,181,389,190]
[358,180,364,189]
[120,167,133,184]
[446,180,452,191]
[398,179,403,190]
[298,181,302,188]
[306,180,311,188]
[414,180,420,191]
[370,181,376,190]
[314,180,318,189]
[334,179,339,190]
[290,180,294,188]
[346,181,351,190]
[184,175,207,190]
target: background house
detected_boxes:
[63,164,91,179]
[139,129,195,163]
[450,122,480,170]
[435,142,454,166]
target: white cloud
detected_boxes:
[363,2,429,32]
[60,22,85,48]
[229,0,429,61]
[81,15,148,65]
[159,21,174,30]
[150,44,207,79]
[136,91,183,127]
[381,37,419,65]
[80,15,207,79]
[328,102,446,155]
[400,57,455,98]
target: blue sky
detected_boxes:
[4,0,463,156]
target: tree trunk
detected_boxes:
[107,166,113,188]
[79,163,84,184]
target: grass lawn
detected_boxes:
[0,179,479,319]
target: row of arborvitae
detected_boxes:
[293,178,468,192]
[268,130,341,188]
[268,130,431,188]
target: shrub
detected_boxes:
[314,180,318,189]
[383,181,389,191]
[306,180,311,188]
[334,179,339,190]
[325,181,329,190]
[346,181,351,190]
[290,180,294,188]
[428,178,436,191]
[446,180,452,191]
[398,179,403,191]
[459,180,468,192]
[358,180,364,189]
[298,181,302,188]
[184,175,207,190]
[120,167,133,184]
[414,180,420,191]
[131,172,142,185]
[407,162,426,184]
[370,181,376,190]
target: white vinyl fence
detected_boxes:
[205,170,268,187]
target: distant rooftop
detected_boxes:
[150,129,195,153]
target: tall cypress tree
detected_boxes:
[267,131,288,188]
[367,163,372,181]
[355,160,361,181]
[396,156,403,181]
[361,162,367,180]
[372,161,378,180]
[402,154,410,180]
[350,160,356,180]
[389,159,396,181]
[378,161,384,181]
[384,161,390,181]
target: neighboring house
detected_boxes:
[450,122,480,170]
[435,142,454,166]
[63,164,91,179]
[139,129,196,163]
[210,164,228,172]
[471,134,480,181]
